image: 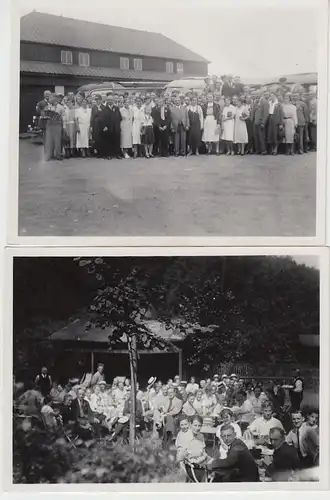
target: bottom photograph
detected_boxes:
[12,255,320,485]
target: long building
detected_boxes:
[20,11,209,131]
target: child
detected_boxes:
[141,106,155,158]
[175,416,194,462]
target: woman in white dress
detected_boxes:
[221,97,236,155]
[131,97,145,158]
[120,100,133,159]
[202,93,220,155]
[75,99,91,157]
[234,97,249,155]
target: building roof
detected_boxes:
[50,318,185,343]
[20,60,175,82]
[20,11,209,64]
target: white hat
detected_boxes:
[98,381,106,385]
[222,374,227,379]
[148,376,157,386]
[230,373,237,378]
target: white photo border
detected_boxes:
[2,245,329,493]
[5,0,329,246]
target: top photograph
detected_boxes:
[11,0,327,243]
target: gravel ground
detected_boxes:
[19,140,316,237]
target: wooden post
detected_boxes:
[178,349,183,380]
[128,333,138,451]
[91,351,95,373]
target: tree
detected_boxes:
[75,258,179,449]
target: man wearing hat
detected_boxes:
[43,93,66,161]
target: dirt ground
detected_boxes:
[18,140,316,237]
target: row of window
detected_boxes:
[61,50,184,73]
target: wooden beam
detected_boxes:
[64,347,175,355]
[91,351,95,373]
[178,349,183,380]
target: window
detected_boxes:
[79,52,90,67]
[61,50,73,65]
[177,62,184,74]
[120,57,130,70]
[133,58,142,71]
[166,61,174,73]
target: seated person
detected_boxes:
[161,387,183,447]
[178,414,208,482]
[110,389,144,442]
[249,386,268,415]
[71,387,101,438]
[193,390,204,417]
[60,393,76,428]
[186,377,199,395]
[211,393,227,419]
[266,427,300,481]
[175,415,194,462]
[207,424,259,482]
[231,390,255,431]
[216,408,242,458]
[182,393,197,417]
[41,396,59,430]
[248,401,284,446]
[286,410,319,468]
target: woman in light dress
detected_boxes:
[132,97,145,158]
[63,99,76,157]
[221,97,236,155]
[120,99,133,159]
[282,94,298,155]
[75,99,91,157]
[202,93,220,155]
[234,97,249,155]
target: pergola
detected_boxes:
[50,318,185,379]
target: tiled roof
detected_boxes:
[20,11,209,64]
[20,60,175,82]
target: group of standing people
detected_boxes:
[35,83,317,162]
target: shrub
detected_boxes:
[62,438,181,483]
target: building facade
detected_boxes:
[20,11,209,131]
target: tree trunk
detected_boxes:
[128,333,138,451]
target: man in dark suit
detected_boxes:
[107,94,122,159]
[71,387,100,438]
[90,94,105,157]
[152,98,171,157]
[253,92,270,155]
[266,427,300,481]
[207,424,259,482]
[110,390,144,442]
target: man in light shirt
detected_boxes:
[286,411,319,468]
[186,376,199,395]
[249,401,283,445]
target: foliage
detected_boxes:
[13,413,179,484]
[63,438,179,483]
[13,415,76,483]
[13,256,319,378]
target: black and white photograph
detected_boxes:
[10,252,324,486]
[14,0,326,239]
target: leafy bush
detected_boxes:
[13,414,181,484]
[62,438,181,483]
[13,415,76,483]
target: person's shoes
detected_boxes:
[261,151,267,155]
[145,153,150,158]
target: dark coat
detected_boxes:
[90,105,104,139]
[253,98,270,126]
[100,105,122,134]
[222,82,235,98]
[267,442,300,480]
[71,398,94,422]
[123,399,144,419]
[201,103,221,123]
[152,106,171,129]
[209,438,259,482]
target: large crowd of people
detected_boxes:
[14,364,319,482]
[34,76,317,162]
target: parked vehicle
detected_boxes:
[77,81,165,98]
[263,72,317,94]
[163,77,208,95]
